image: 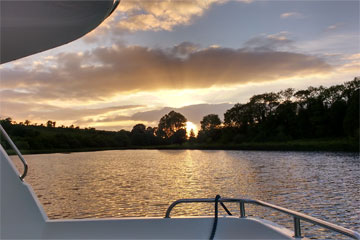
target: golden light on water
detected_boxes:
[185,121,198,137]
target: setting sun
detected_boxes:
[185,121,198,137]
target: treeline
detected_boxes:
[0,120,131,151]
[0,78,359,152]
[198,77,359,144]
[0,111,190,151]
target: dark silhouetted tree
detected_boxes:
[46,120,56,128]
[170,128,187,144]
[200,114,221,131]
[188,129,196,144]
[131,123,147,146]
[157,111,187,140]
[343,89,359,137]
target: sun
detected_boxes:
[185,121,198,137]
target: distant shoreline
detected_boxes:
[7,138,359,155]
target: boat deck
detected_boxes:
[41,217,295,239]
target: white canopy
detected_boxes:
[0,0,118,64]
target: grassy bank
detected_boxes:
[6,138,359,155]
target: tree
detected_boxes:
[200,114,221,131]
[343,89,359,137]
[24,120,31,126]
[131,124,147,146]
[4,117,12,123]
[116,130,131,147]
[274,101,298,139]
[145,127,159,145]
[249,92,280,122]
[146,126,157,136]
[224,103,253,128]
[343,77,360,102]
[328,99,347,137]
[322,84,345,106]
[131,124,146,134]
[46,120,54,128]
[189,129,196,140]
[0,117,13,129]
[157,111,187,139]
[189,129,196,143]
[170,128,187,144]
[279,88,295,102]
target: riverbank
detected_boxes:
[6,138,359,155]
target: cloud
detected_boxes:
[83,0,221,42]
[0,42,332,102]
[83,0,249,42]
[243,32,294,51]
[327,23,344,31]
[280,12,304,19]
[343,53,360,60]
[170,42,200,57]
[131,103,233,124]
[337,53,360,73]
[0,101,143,123]
[296,33,358,58]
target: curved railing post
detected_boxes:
[294,217,302,238]
[240,201,246,218]
[0,124,28,180]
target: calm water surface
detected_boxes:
[12,150,359,239]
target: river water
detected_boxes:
[12,150,359,239]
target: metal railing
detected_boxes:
[165,197,360,239]
[0,124,28,180]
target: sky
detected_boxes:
[0,0,359,131]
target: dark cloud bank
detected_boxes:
[1,41,331,101]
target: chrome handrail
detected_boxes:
[165,197,360,239]
[0,124,28,180]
